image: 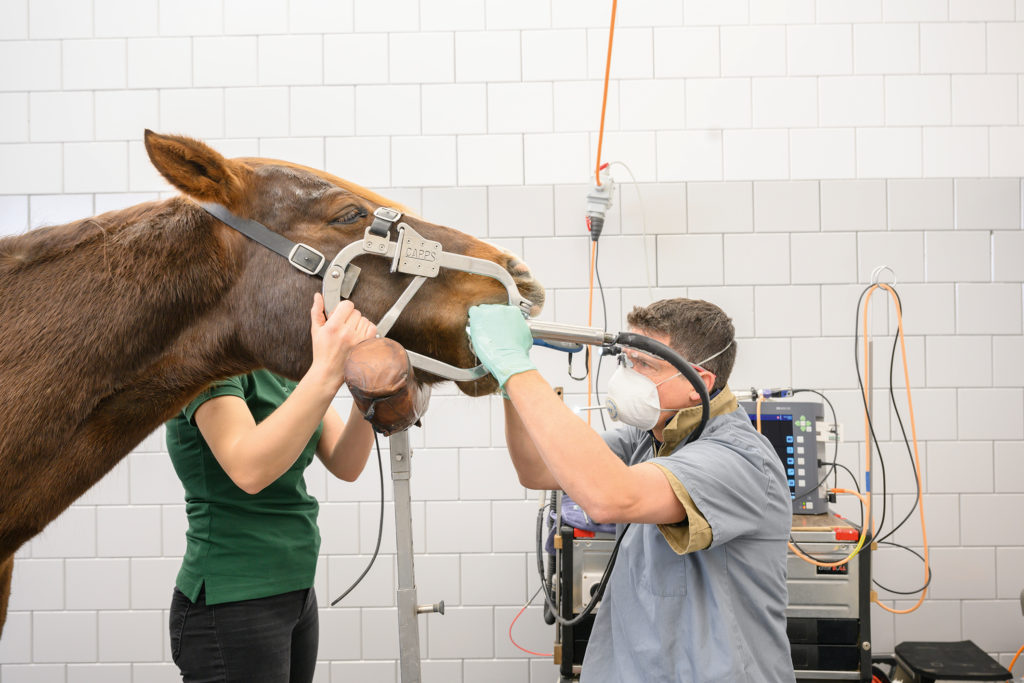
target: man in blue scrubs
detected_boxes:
[469,298,795,682]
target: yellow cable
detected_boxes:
[755,397,870,567]
[788,489,870,568]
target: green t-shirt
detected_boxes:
[165,370,324,605]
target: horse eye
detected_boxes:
[332,208,366,225]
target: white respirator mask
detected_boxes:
[603,340,733,431]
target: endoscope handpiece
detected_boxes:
[526,320,617,348]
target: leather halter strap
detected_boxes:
[198,202,328,278]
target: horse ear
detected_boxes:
[144,130,248,205]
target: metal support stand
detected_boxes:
[389,429,444,683]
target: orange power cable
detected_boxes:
[862,289,875,537]
[864,284,929,615]
[594,0,618,187]
[784,283,929,613]
[586,0,617,421]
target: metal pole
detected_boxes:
[390,430,422,683]
[389,430,445,682]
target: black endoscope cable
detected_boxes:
[854,283,931,595]
[853,285,924,539]
[537,335,710,626]
[853,284,893,543]
[330,432,385,606]
[873,287,919,545]
[592,240,610,431]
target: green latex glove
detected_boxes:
[468,304,536,389]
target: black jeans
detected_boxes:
[169,586,319,683]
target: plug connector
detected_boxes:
[585,166,615,242]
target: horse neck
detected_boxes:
[0,199,251,519]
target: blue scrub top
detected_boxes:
[582,387,796,682]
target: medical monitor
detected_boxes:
[739,400,827,515]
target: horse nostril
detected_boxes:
[506,256,532,279]
[501,252,545,314]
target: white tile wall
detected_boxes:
[9,559,64,612]
[656,130,723,181]
[959,179,1022,230]
[819,76,884,127]
[455,31,520,83]
[754,285,821,337]
[0,1,28,40]
[957,283,1023,334]
[988,22,1024,73]
[753,78,817,128]
[957,388,1024,440]
[586,27,653,80]
[290,0,354,33]
[928,440,995,493]
[926,336,993,388]
[950,0,1015,21]
[854,24,919,75]
[885,283,955,335]
[792,233,857,283]
[858,231,926,281]
[654,27,719,78]
[63,40,127,91]
[924,127,990,178]
[33,612,98,663]
[964,601,1024,652]
[427,607,494,659]
[29,194,94,230]
[67,664,132,683]
[922,23,986,74]
[5,4,1024,675]
[724,129,789,180]
[656,234,723,286]
[890,599,962,642]
[989,127,1024,176]
[886,76,950,127]
[953,76,1019,126]
[686,78,751,129]
[993,335,1024,387]
[926,232,991,282]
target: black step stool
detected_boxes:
[891,640,1012,683]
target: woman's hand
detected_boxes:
[309,293,377,390]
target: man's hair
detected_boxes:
[625,298,736,392]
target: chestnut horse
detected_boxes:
[0,130,545,636]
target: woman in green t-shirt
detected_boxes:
[166,295,377,683]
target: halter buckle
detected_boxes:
[287,243,326,276]
[364,206,403,254]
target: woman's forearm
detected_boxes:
[205,368,338,494]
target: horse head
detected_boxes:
[144,130,544,396]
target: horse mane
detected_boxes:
[0,201,172,273]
